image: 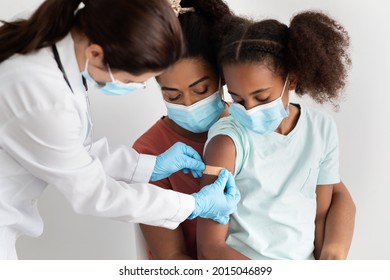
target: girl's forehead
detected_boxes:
[223,63,277,81]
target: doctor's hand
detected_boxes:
[150,142,205,182]
[188,169,241,224]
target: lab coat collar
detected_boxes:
[54,33,87,96]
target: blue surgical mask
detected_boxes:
[228,76,289,134]
[164,91,225,133]
[81,59,145,96]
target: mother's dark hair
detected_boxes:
[0,0,183,74]
[178,0,233,72]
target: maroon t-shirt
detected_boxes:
[133,117,204,259]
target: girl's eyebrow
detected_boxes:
[229,87,272,96]
[160,76,210,91]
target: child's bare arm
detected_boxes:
[197,135,248,259]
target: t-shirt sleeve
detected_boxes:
[205,116,249,176]
[317,115,340,185]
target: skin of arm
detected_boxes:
[134,169,194,260]
[314,185,333,259]
[315,181,356,260]
[140,224,193,260]
[197,135,249,260]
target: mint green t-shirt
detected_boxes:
[206,104,340,259]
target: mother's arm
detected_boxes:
[315,181,356,259]
[140,224,193,259]
[197,135,249,259]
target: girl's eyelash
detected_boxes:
[233,97,269,105]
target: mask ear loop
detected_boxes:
[217,77,223,99]
[83,59,89,73]
[217,77,228,107]
[106,63,147,89]
[280,74,289,98]
[106,63,116,83]
[281,74,290,114]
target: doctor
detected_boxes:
[0,0,240,259]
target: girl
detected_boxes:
[197,11,356,260]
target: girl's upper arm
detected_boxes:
[197,134,237,258]
[203,134,237,175]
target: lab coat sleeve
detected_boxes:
[89,138,156,183]
[0,106,195,229]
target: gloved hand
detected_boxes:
[150,142,205,182]
[188,169,241,224]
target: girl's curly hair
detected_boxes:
[218,11,351,104]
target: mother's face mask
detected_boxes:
[164,90,225,133]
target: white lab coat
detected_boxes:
[0,33,195,259]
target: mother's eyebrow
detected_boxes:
[160,86,179,91]
[189,76,210,87]
[160,76,211,91]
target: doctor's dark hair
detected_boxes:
[218,11,351,104]
[176,0,233,73]
[0,0,183,74]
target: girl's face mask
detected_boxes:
[228,76,289,134]
[81,59,145,96]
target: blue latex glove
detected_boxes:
[188,169,241,224]
[150,142,206,182]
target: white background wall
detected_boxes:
[1,0,389,259]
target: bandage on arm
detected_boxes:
[203,165,224,176]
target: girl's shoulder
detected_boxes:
[302,104,337,127]
[208,115,248,139]
[207,115,250,154]
[299,104,338,141]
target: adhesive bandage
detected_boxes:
[203,165,224,176]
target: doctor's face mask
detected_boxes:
[82,59,146,96]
